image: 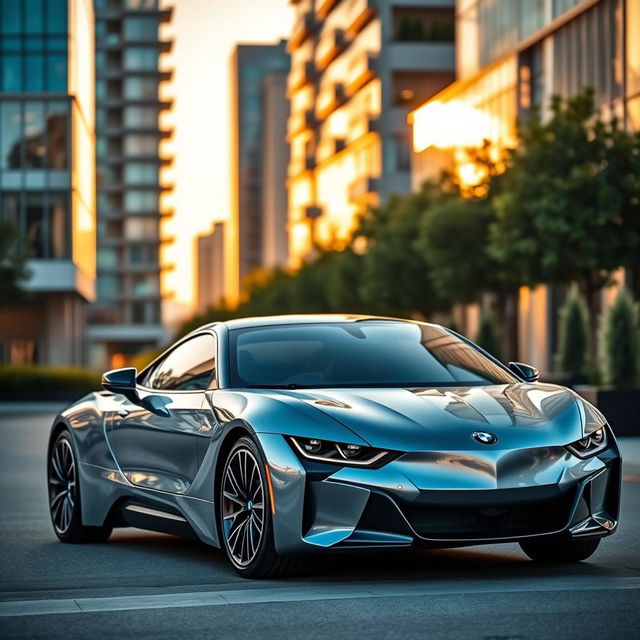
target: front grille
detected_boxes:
[405,489,576,540]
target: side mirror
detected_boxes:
[508,361,539,383]
[102,367,139,403]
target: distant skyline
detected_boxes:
[163,0,294,315]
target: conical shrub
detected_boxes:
[555,286,589,380]
[598,286,640,388]
[475,307,502,361]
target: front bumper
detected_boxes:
[257,433,621,554]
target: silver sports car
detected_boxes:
[48,315,621,578]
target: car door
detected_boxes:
[106,333,218,495]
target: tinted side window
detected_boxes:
[145,334,216,391]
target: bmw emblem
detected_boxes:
[472,431,498,445]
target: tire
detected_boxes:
[219,436,298,578]
[519,537,601,563]
[48,430,112,543]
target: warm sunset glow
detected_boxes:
[411,100,493,152]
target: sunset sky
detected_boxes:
[162,0,294,319]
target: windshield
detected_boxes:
[229,321,517,388]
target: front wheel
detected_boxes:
[519,537,600,563]
[48,431,112,543]
[219,436,297,578]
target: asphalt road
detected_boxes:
[1,407,639,640]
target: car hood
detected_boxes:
[276,383,598,451]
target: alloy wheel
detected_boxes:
[222,447,266,567]
[48,436,76,535]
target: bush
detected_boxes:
[598,287,640,388]
[0,365,101,392]
[475,307,502,360]
[555,286,589,380]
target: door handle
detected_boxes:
[118,409,129,418]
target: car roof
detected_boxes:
[196,314,431,333]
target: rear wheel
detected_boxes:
[519,537,600,563]
[219,436,298,578]
[48,431,112,543]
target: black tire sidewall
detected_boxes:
[219,436,275,576]
[48,431,83,542]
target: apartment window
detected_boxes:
[0,99,68,170]
[123,47,158,71]
[124,190,158,212]
[125,0,159,9]
[124,134,158,155]
[128,244,157,265]
[124,17,158,41]
[125,162,158,184]
[123,77,158,100]
[0,190,69,259]
[97,275,119,299]
[124,216,157,239]
[393,7,454,43]
[124,106,158,128]
[130,274,159,296]
[97,247,118,268]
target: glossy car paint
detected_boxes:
[50,315,621,556]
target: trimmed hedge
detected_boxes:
[0,365,101,393]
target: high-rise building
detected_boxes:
[0,0,96,366]
[88,0,173,370]
[410,0,640,371]
[195,221,225,315]
[261,71,290,270]
[227,41,289,304]
[286,0,455,267]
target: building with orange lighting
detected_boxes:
[0,0,96,366]
[286,0,455,267]
[88,0,173,370]
[227,42,290,305]
[195,221,225,315]
[410,0,640,372]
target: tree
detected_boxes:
[490,88,640,351]
[358,183,444,318]
[598,287,640,388]
[474,307,502,361]
[555,286,589,381]
[0,220,30,309]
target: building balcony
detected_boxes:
[389,41,455,72]
[95,6,173,24]
[316,82,345,120]
[346,54,379,96]
[348,175,379,204]
[289,10,316,51]
[287,108,317,139]
[100,97,174,110]
[315,28,346,70]
[97,39,173,54]
[287,60,316,94]
[97,68,174,82]
[316,0,340,19]
[345,0,378,39]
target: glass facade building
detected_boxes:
[0,0,96,366]
[88,0,173,370]
[286,0,455,267]
[411,0,639,373]
[227,42,289,303]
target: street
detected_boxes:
[1,407,639,640]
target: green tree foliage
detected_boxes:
[598,287,640,388]
[555,286,589,380]
[490,89,640,331]
[474,307,502,361]
[0,220,30,309]
[358,183,444,317]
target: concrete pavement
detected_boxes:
[1,407,639,639]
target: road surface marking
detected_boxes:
[1,577,640,618]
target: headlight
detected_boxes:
[566,427,608,459]
[288,436,391,467]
